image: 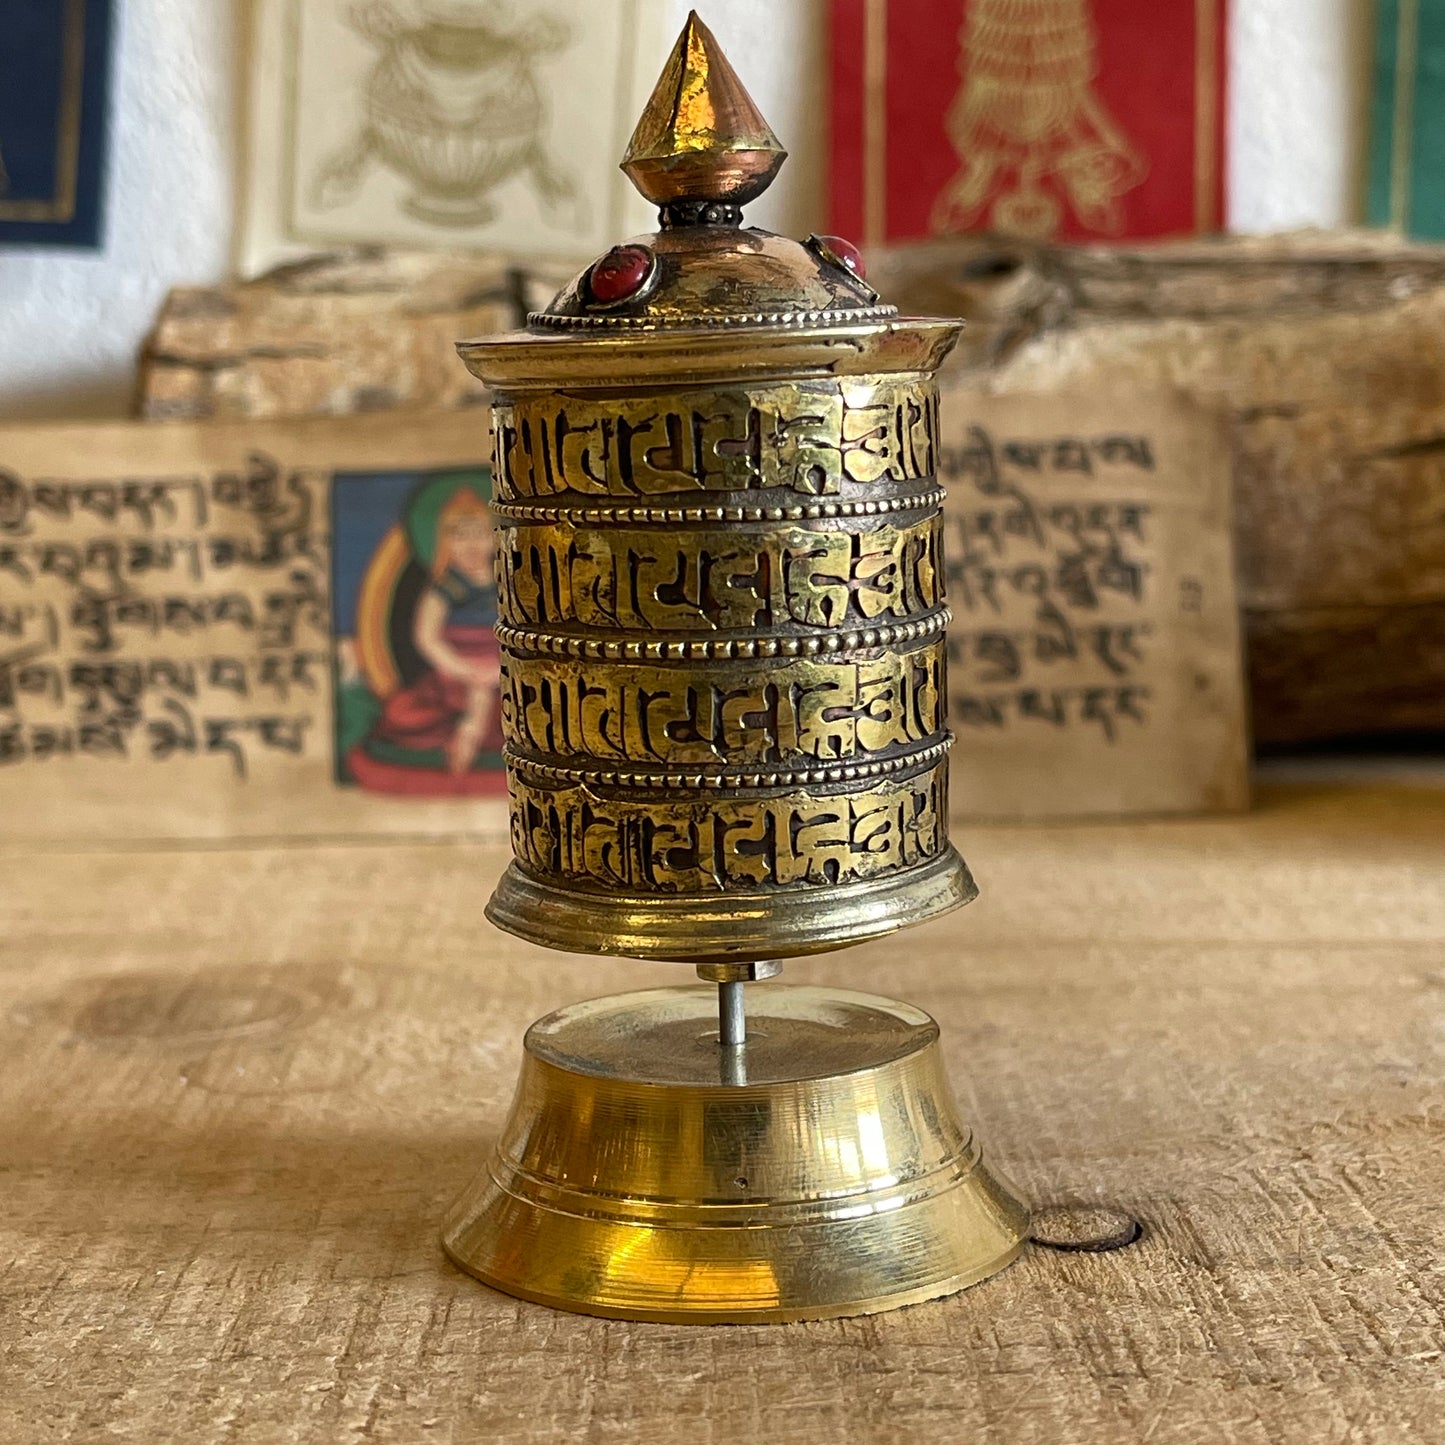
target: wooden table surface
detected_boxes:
[4,779,1444,1444]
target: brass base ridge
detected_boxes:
[442,985,1029,1323]
[484,848,977,963]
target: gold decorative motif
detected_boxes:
[931,0,1147,239]
[512,739,951,792]
[311,1,580,228]
[493,610,949,662]
[487,486,946,525]
[528,303,899,331]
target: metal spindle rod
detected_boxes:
[698,961,777,1056]
[718,979,747,1047]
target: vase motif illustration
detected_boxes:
[931,0,1146,239]
[312,0,580,229]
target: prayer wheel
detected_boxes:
[464,30,973,967]
[442,11,1029,1324]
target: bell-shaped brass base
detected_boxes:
[442,985,1029,1323]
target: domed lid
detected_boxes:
[531,12,895,333]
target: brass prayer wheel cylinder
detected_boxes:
[459,31,975,966]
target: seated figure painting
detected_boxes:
[332,465,506,797]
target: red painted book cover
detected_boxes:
[829,0,1227,245]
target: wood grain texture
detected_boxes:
[4,778,1444,1442]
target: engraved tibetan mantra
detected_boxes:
[494,514,943,631]
[490,376,940,497]
[501,640,945,770]
[489,377,954,901]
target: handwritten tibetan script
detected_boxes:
[0,456,324,779]
[937,390,1248,819]
[0,412,507,843]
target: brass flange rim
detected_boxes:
[483,846,977,963]
[443,1235,1028,1326]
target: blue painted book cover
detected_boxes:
[0,0,113,248]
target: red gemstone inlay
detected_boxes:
[818,234,866,280]
[588,245,654,305]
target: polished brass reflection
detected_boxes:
[442,988,1028,1323]
[443,11,1029,1323]
[621,11,787,209]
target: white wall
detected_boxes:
[1229,0,1373,233]
[0,0,1373,423]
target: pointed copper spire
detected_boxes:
[622,11,787,214]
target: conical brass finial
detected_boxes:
[622,11,787,217]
